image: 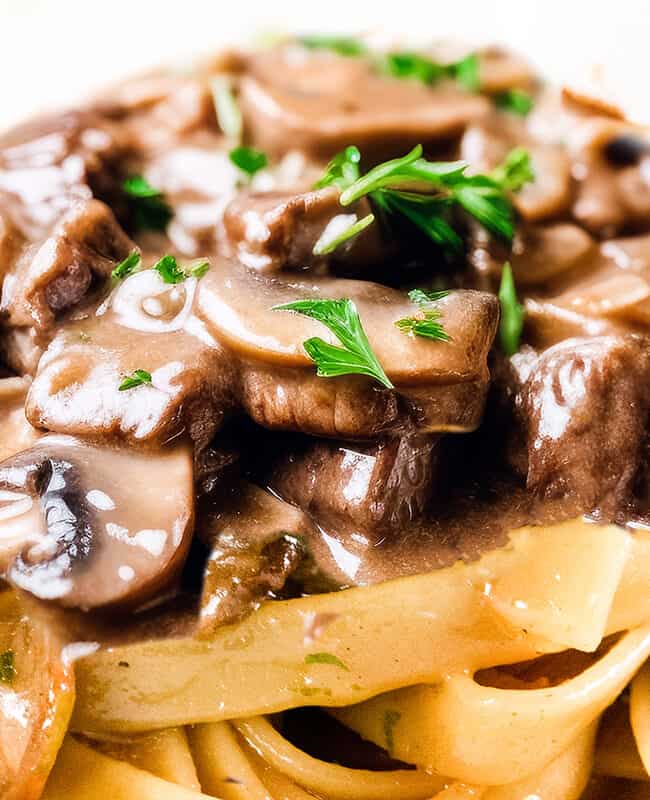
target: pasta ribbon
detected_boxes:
[72,519,631,736]
[333,625,650,784]
[42,737,215,799]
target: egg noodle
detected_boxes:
[12,519,643,798]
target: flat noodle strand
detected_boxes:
[234,715,447,800]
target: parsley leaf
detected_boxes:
[490,147,535,193]
[272,298,393,388]
[314,145,362,190]
[313,213,375,256]
[383,52,445,84]
[408,288,450,304]
[229,145,268,177]
[495,88,535,117]
[0,650,16,683]
[450,52,480,92]
[153,255,210,284]
[299,35,367,57]
[211,76,242,143]
[383,709,402,755]
[396,290,451,342]
[123,175,172,232]
[111,250,141,281]
[119,369,152,391]
[336,145,532,252]
[382,50,479,91]
[305,652,350,670]
[498,262,525,356]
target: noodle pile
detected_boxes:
[37,518,650,798]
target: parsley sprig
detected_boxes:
[122,175,173,232]
[272,298,393,388]
[395,289,451,342]
[384,51,479,92]
[111,250,141,281]
[299,35,367,57]
[328,144,533,255]
[498,262,525,356]
[119,369,152,392]
[495,88,535,117]
[229,145,268,177]
[314,145,362,190]
[313,213,375,256]
[153,255,209,284]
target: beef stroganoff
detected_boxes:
[1,34,650,800]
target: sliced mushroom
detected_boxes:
[461,112,572,221]
[569,117,650,235]
[0,435,193,609]
[239,47,489,159]
[0,589,74,800]
[475,46,537,94]
[525,233,650,346]
[28,258,499,443]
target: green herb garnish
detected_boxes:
[383,709,402,755]
[490,147,535,193]
[314,145,362,191]
[498,262,525,356]
[299,35,367,57]
[153,255,210,284]
[408,288,450,305]
[272,298,393,388]
[229,145,268,177]
[111,250,141,281]
[383,50,479,91]
[118,369,152,391]
[396,290,450,342]
[313,213,375,256]
[495,88,535,117]
[332,144,532,253]
[0,650,16,684]
[305,652,350,671]
[211,76,242,143]
[123,175,172,232]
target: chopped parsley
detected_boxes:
[122,175,172,232]
[383,709,402,755]
[299,35,367,57]
[314,145,362,191]
[229,145,268,177]
[395,288,451,343]
[211,76,242,143]
[153,255,210,284]
[327,143,533,255]
[0,650,16,683]
[495,88,535,117]
[383,50,480,91]
[305,652,350,671]
[118,369,152,391]
[111,250,141,281]
[498,262,525,356]
[313,213,375,256]
[272,298,393,389]
[408,288,450,305]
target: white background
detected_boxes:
[0,0,649,128]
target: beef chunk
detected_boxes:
[222,187,384,273]
[498,335,650,517]
[240,47,489,159]
[270,433,439,535]
[1,199,134,332]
